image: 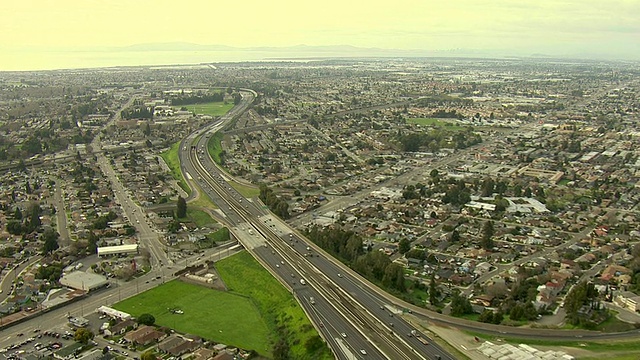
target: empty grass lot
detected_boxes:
[160,142,190,195]
[114,280,270,355]
[185,102,234,117]
[180,208,216,227]
[216,252,332,360]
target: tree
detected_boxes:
[509,303,525,321]
[13,207,22,220]
[450,290,473,316]
[398,238,411,254]
[141,350,156,360]
[26,203,42,233]
[481,178,495,197]
[429,272,439,305]
[272,338,290,360]
[449,229,460,243]
[143,122,151,136]
[479,309,494,323]
[481,220,495,250]
[74,328,94,344]
[492,310,504,324]
[176,196,187,218]
[167,219,181,233]
[304,335,324,352]
[42,228,60,254]
[382,263,406,292]
[137,313,155,326]
[6,220,22,235]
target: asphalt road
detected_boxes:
[178,92,449,359]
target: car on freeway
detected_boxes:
[360,349,367,355]
[341,332,347,338]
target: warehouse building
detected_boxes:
[59,271,108,292]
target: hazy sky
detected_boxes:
[1,0,639,70]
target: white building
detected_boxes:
[59,271,108,292]
[97,244,139,257]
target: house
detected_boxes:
[158,335,201,356]
[167,340,199,356]
[212,353,235,360]
[472,294,495,307]
[123,325,165,345]
[111,319,137,335]
[135,330,166,346]
[601,265,631,282]
[158,335,183,353]
[614,291,640,312]
[191,348,215,360]
[474,262,492,275]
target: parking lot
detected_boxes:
[1,328,80,360]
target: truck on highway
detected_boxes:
[416,336,429,345]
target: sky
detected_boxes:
[1,0,639,70]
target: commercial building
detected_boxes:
[97,306,132,321]
[59,271,108,292]
[97,244,139,257]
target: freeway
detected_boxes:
[179,91,451,359]
[177,86,640,356]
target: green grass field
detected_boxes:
[216,252,332,360]
[180,208,216,227]
[185,102,234,117]
[113,281,271,355]
[407,117,466,130]
[160,142,191,195]
[206,132,225,164]
[229,180,260,198]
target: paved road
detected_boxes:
[180,94,450,359]
[0,246,241,351]
[0,256,42,305]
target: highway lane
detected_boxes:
[178,87,640,353]
[176,90,456,359]
[186,144,395,358]
[185,135,440,358]
[176,86,640,357]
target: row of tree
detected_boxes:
[304,226,406,292]
[396,128,482,153]
[5,203,42,236]
[170,92,224,106]
[259,184,290,219]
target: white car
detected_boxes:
[341,332,347,338]
[360,349,367,355]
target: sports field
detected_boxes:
[113,280,270,355]
[184,102,234,117]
